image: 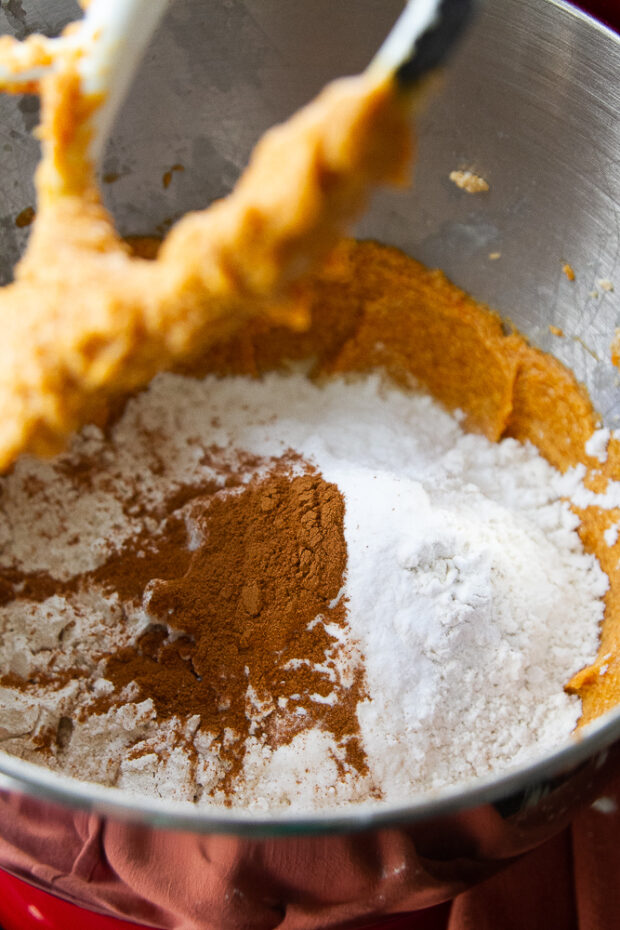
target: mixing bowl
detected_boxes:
[0,0,619,927]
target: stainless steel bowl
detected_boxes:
[0,0,619,925]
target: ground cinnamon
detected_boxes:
[102,465,367,787]
[1,452,368,794]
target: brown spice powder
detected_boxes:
[100,467,367,787]
[1,454,368,794]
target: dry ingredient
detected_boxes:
[99,465,368,793]
[0,370,607,810]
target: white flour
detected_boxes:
[0,372,608,810]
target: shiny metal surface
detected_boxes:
[0,0,619,924]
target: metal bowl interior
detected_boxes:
[0,0,619,838]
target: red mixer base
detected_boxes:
[0,869,450,930]
[0,869,152,930]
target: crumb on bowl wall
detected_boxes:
[162,164,185,189]
[562,263,576,282]
[449,170,489,193]
[15,207,35,228]
[611,329,620,368]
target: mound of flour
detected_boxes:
[0,372,608,808]
[158,373,605,799]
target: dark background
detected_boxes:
[579,0,619,28]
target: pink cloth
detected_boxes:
[0,790,467,928]
[1,775,620,930]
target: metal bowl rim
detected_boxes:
[1,699,620,836]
